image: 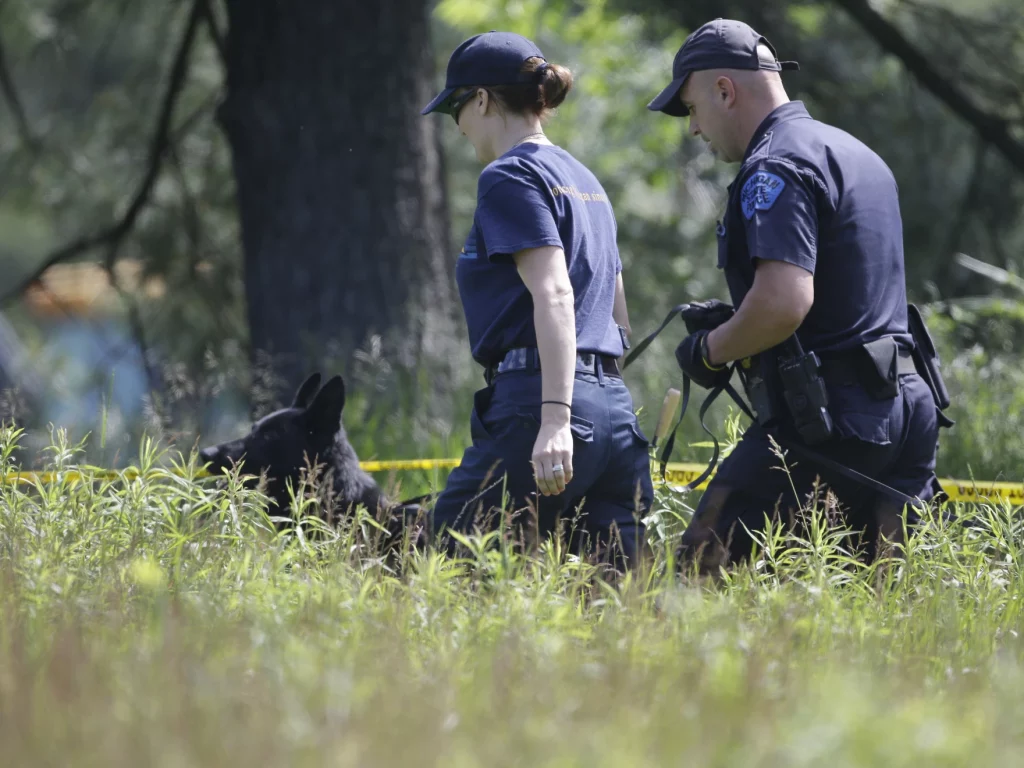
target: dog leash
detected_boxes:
[623,303,691,370]
[623,303,719,491]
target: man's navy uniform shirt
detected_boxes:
[457,143,624,366]
[718,101,913,353]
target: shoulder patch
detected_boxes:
[741,171,787,220]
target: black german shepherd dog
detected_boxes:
[199,372,427,539]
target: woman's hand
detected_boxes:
[531,404,575,495]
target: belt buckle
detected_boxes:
[499,349,518,373]
[496,348,532,377]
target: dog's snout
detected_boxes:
[199,446,219,464]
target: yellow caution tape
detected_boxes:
[361,458,1024,504]
[937,480,1024,505]
[0,459,1021,505]
[659,464,713,492]
[359,459,461,473]
[657,464,1024,504]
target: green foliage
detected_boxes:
[3,425,1024,764]
[921,301,1024,480]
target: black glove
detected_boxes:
[676,330,732,390]
[680,300,734,334]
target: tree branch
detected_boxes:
[832,0,1024,176]
[0,27,38,150]
[199,0,227,68]
[169,142,203,262]
[103,0,204,271]
[902,1,1024,108]
[0,0,205,307]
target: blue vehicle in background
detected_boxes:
[2,261,246,465]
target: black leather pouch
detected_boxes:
[859,337,900,400]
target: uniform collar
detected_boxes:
[742,100,811,162]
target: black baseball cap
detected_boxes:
[648,19,799,117]
[422,31,546,116]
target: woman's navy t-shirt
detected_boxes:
[457,143,624,367]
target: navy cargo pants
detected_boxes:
[679,371,940,572]
[431,359,653,568]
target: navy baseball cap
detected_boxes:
[422,31,546,116]
[648,19,799,117]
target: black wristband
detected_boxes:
[700,332,726,371]
[541,400,572,410]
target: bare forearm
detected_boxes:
[705,260,813,365]
[514,245,578,424]
[706,291,802,364]
[535,291,577,420]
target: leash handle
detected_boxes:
[652,387,682,449]
[657,375,690,479]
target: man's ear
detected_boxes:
[715,75,737,107]
[306,375,345,434]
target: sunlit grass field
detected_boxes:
[2,424,1024,767]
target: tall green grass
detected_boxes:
[2,425,1023,766]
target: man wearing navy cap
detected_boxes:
[648,19,944,572]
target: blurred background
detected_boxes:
[0,0,1022,484]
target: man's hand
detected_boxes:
[675,330,732,390]
[681,300,734,334]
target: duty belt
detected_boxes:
[485,348,621,384]
[622,304,927,510]
[818,347,917,385]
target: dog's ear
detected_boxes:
[306,375,345,431]
[292,372,322,409]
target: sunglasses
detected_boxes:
[448,89,479,125]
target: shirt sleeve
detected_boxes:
[475,177,563,262]
[738,159,820,275]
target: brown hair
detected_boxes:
[465,57,573,121]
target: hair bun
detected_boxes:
[538,62,573,110]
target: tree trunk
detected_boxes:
[218,0,457,408]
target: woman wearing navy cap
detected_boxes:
[422,31,653,569]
